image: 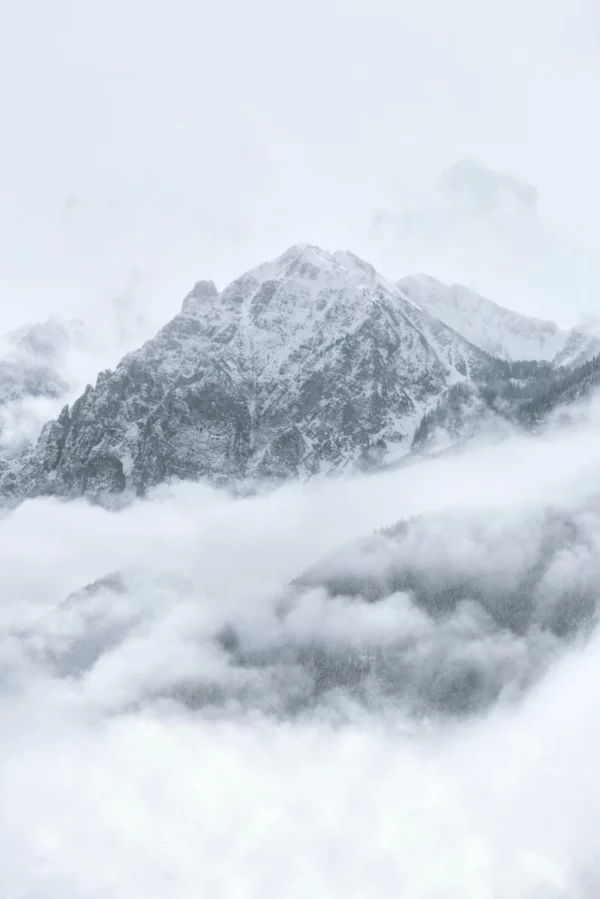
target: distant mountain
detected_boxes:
[398,274,600,367]
[41,501,597,719]
[287,502,598,715]
[436,159,539,213]
[0,245,501,503]
[368,159,600,327]
[0,317,90,457]
[55,497,599,719]
[554,316,600,368]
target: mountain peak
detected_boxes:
[248,244,385,292]
[0,246,499,503]
[272,243,337,277]
[181,280,219,314]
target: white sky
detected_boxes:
[0,0,599,334]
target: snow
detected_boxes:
[398,275,569,362]
[398,274,600,368]
[12,241,596,502]
[1,243,502,502]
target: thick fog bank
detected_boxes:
[2,402,600,894]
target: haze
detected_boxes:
[3,406,600,895]
[0,0,599,334]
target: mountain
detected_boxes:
[0,244,501,504]
[287,502,598,715]
[398,274,600,367]
[50,500,598,718]
[367,159,600,328]
[518,354,600,422]
[398,275,566,362]
[554,316,600,368]
[410,354,600,456]
[436,159,538,213]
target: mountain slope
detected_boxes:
[554,316,600,368]
[398,274,566,362]
[0,245,500,503]
[409,354,600,456]
[287,502,598,715]
[398,274,600,367]
[53,496,600,719]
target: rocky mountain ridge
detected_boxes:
[0,245,499,503]
[1,244,598,505]
[398,274,600,367]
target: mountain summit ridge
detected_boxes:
[2,243,599,506]
[398,273,600,367]
[0,244,496,503]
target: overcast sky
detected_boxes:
[0,0,599,333]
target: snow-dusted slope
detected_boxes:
[0,245,499,503]
[554,316,600,368]
[398,274,600,366]
[398,274,567,362]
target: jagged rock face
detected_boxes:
[0,245,497,503]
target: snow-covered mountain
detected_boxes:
[289,502,598,715]
[554,316,600,368]
[368,159,600,325]
[0,245,500,503]
[2,244,599,505]
[398,274,565,362]
[398,274,600,367]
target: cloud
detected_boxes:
[365,158,600,326]
[2,400,600,894]
[1,0,600,331]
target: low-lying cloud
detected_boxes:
[2,398,600,895]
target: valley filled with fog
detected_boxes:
[3,406,600,895]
